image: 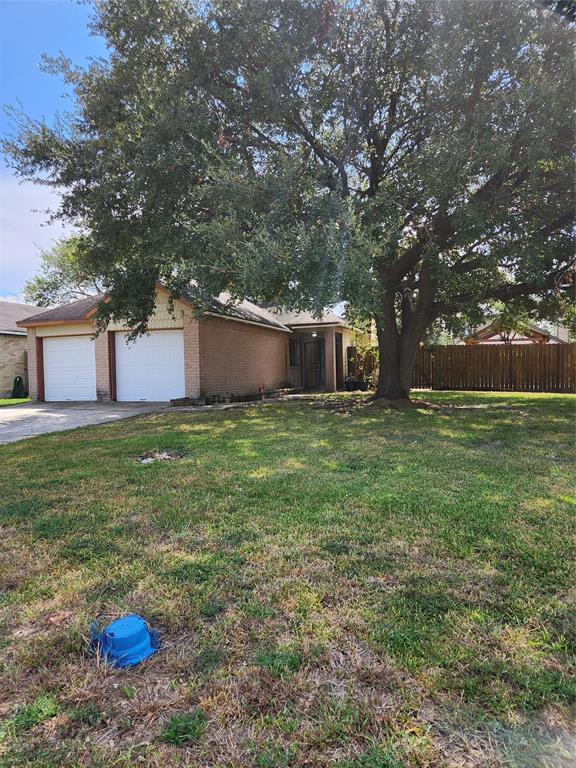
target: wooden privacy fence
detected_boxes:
[412,344,575,393]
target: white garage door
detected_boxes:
[115,330,185,402]
[43,336,97,402]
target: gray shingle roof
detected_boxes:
[17,295,104,326]
[271,309,347,327]
[206,293,290,331]
[0,300,45,333]
[17,290,291,332]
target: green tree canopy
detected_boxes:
[4,0,574,398]
[23,236,103,306]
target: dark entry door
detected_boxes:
[303,336,325,389]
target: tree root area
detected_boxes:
[366,396,443,411]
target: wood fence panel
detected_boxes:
[352,344,574,392]
[410,344,575,393]
[413,348,433,388]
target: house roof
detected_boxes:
[18,295,105,326]
[466,321,568,344]
[0,300,45,334]
[17,290,291,332]
[17,286,364,335]
[204,293,291,331]
[271,309,348,328]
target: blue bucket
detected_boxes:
[91,614,159,669]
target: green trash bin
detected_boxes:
[11,376,27,399]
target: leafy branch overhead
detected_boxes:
[3,0,574,398]
[23,236,104,307]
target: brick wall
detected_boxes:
[107,290,187,331]
[0,334,28,398]
[26,329,39,400]
[199,317,289,397]
[95,332,112,401]
[183,315,201,398]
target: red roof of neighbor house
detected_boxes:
[0,300,46,334]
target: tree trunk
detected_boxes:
[375,321,410,399]
[372,252,437,401]
[374,303,431,401]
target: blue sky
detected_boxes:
[0,0,107,298]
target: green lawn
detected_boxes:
[0,398,30,407]
[0,392,574,767]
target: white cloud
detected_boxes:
[0,173,73,297]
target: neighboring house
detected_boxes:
[17,287,369,402]
[465,322,569,345]
[0,300,44,397]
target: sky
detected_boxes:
[0,0,108,299]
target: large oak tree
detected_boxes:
[4,0,574,399]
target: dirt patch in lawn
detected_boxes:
[136,450,185,464]
[365,396,442,411]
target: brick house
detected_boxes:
[0,300,45,397]
[17,287,369,402]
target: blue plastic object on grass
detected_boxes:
[91,614,159,668]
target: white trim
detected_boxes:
[0,330,27,336]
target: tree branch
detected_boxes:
[434,279,554,315]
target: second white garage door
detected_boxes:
[115,330,185,402]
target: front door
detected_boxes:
[302,335,325,389]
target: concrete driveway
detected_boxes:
[0,402,168,445]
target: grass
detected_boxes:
[255,647,303,678]
[0,696,59,741]
[0,391,574,767]
[160,710,207,745]
[0,398,29,407]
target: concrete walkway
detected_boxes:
[0,402,167,445]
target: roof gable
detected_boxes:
[466,322,568,344]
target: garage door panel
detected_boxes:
[43,336,97,401]
[115,330,185,402]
